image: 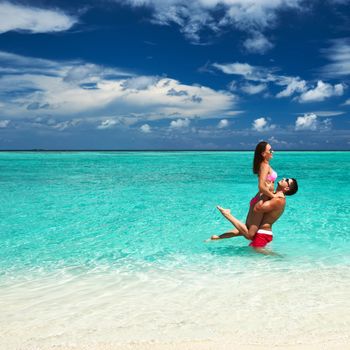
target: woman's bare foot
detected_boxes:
[217,205,231,217]
[205,230,241,242]
[204,235,220,242]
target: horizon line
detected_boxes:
[0,149,349,152]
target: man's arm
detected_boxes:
[254,197,284,213]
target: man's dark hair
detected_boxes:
[285,178,298,196]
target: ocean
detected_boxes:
[1,151,349,348]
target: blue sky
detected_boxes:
[0,0,349,150]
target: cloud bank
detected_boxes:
[0,51,237,130]
[0,2,77,34]
[213,61,345,102]
[117,0,305,52]
[295,113,332,131]
[321,38,350,78]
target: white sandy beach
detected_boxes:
[4,340,350,350]
[1,266,350,350]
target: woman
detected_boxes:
[210,141,277,241]
[245,141,277,239]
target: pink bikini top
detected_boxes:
[266,169,277,182]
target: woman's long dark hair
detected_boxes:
[253,141,268,174]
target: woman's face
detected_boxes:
[263,143,273,160]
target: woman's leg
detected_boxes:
[210,228,242,240]
[245,200,264,240]
[216,206,250,238]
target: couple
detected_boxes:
[209,142,298,253]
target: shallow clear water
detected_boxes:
[1,151,350,348]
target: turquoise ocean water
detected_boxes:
[1,152,350,348]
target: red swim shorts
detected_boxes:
[249,230,273,248]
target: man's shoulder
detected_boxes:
[271,195,285,200]
[272,196,286,207]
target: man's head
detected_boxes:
[277,178,298,196]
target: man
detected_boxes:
[209,178,298,254]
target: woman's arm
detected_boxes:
[258,163,275,199]
[254,197,284,213]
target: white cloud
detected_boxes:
[321,39,350,78]
[213,62,310,98]
[213,62,255,77]
[140,124,151,133]
[214,61,347,102]
[0,51,131,79]
[0,51,237,123]
[344,99,350,105]
[0,120,10,128]
[119,0,304,51]
[226,111,244,117]
[214,60,347,102]
[252,117,276,132]
[268,136,288,146]
[121,76,160,90]
[241,82,267,95]
[0,2,77,34]
[305,111,345,117]
[97,119,118,130]
[322,119,332,130]
[64,64,131,83]
[227,81,237,92]
[295,113,317,131]
[0,51,55,67]
[295,113,332,131]
[170,118,190,128]
[52,119,80,131]
[276,77,307,98]
[217,119,229,128]
[118,116,139,126]
[299,81,345,103]
[213,61,279,83]
[243,32,273,54]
